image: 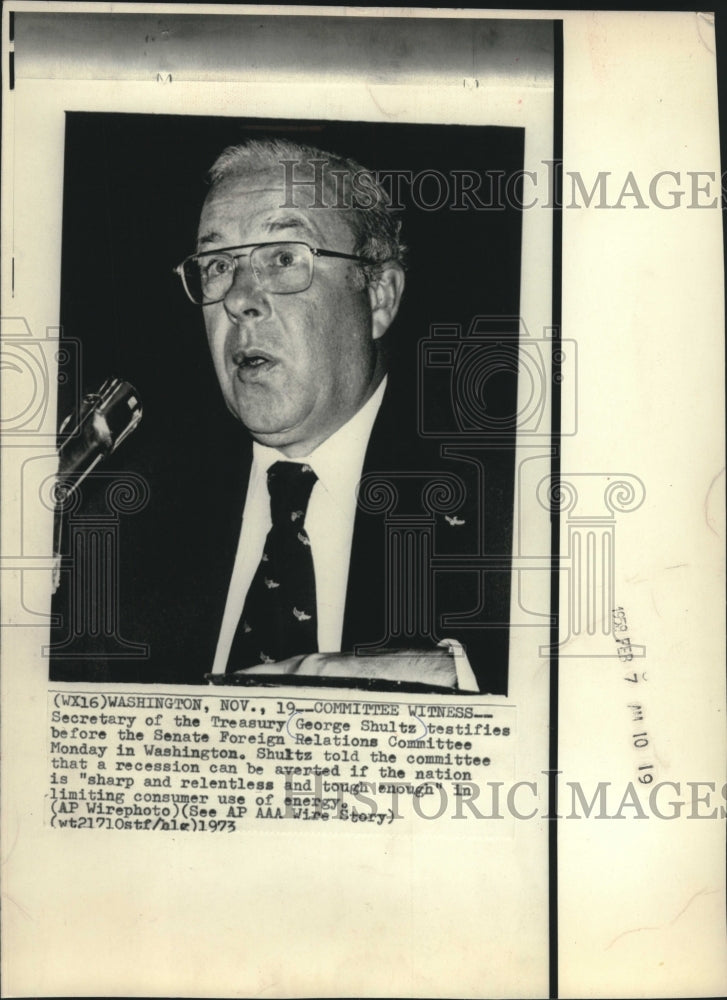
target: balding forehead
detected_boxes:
[208,166,285,196]
[197,170,357,249]
[205,163,344,213]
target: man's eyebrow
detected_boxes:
[196,216,316,251]
[266,215,316,235]
[197,231,225,249]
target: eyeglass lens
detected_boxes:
[184,243,313,303]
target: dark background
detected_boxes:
[50,113,524,688]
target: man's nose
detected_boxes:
[223,258,270,320]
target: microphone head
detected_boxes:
[93,377,143,455]
[56,377,143,487]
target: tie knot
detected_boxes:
[267,461,318,526]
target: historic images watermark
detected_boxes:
[276,773,727,824]
[280,157,724,212]
[47,780,727,830]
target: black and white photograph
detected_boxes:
[1,6,725,1000]
[49,111,535,694]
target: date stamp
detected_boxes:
[612,605,637,663]
[612,607,654,785]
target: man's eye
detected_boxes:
[270,247,302,268]
[201,256,233,278]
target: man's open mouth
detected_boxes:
[233,350,276,374]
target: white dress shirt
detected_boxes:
[210,378,479,691]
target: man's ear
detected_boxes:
[368,264,405,341]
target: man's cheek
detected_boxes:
[205,332,228,378]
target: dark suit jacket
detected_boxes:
[339,382,512,693]
[50,377,512,693]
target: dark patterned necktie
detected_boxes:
[226,461,318,672]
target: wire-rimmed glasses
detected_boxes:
[174,241,370,305]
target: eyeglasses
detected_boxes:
[174,241,370,305]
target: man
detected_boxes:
[175,138,484,691]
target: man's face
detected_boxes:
[198,170,386,457]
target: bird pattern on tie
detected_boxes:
[226,461,319,672]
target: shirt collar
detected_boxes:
[251,376,387,507]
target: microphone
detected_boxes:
[52,378,142,593]
[56,377,143,499]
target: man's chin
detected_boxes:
[226,389,321,456]
[226,388,285,436]
[227,402,299,451]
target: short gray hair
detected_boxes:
[208,138,407,285]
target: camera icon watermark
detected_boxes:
[0,317,81,445]
[418,315,576,440]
